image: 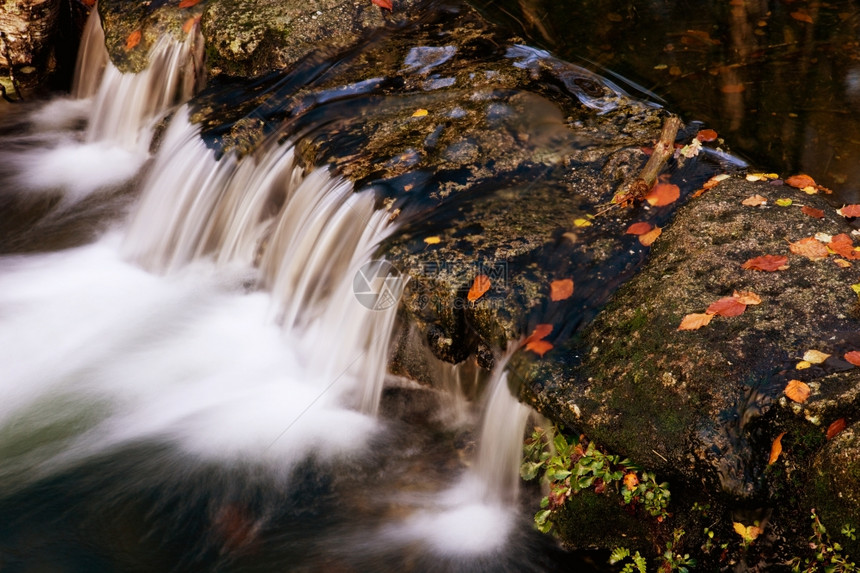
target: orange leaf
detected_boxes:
[741,194,767,206]
[790,10,814,23]
[828,234,860,259]
[768,431,786,465]
[178,0,202,7]
[721,83,746,94]
[801,205,825,219]
[706,297,746,317]
[467,275,491,302]
[81,0,95,6]
[645,183,680,207]
[125,29,142,51]
[785,380,811,403]
[785,174,816,189]
[525,339,553,357]
[678,312,714,331]
[844,350,860,366]
[733,290,762,305]
[626,222,653,235]
[638,226,662,246]
[550,278,574,302]
[525,324,553,343]
[834,258,852,268]
[742,254,788,271]
[182,15,201,33]
[826,418,846,440]
[838,204,860,218]
[696,129,718,142]
[623,472,639,490]
[372,0,393,9]
[789,237,829,260]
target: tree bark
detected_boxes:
[0,0,63,99]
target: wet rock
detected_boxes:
[0,0,62,98]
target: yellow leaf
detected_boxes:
[678,313,714,331]
[411,108,428,117]
[775,198,793,207]
[573,218,592,227]
[796,360,812,370]
[802,186,818,195]
[638,226,662,246]
[746,173,766,182]
[835,258,852,268]
[785,380,811,403]
[802,349,830,364]
[423,236,441,245]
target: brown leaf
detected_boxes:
[124,29,142,51]
[525,339,553,357]
[828,234,860,259]
[525,324,553,343]
[372,0,393,9]
[838,205,860,218]
[707,297,746,317]
[467,275,491,302]
[733,291,762,305]
[550,278,574,302]
[626,222,653,235]
[801,205,825,219]
[786,174,816,189]
[696,129,718,142]
[790,10,814,23]
[645,183,680,207]
[768,431,786,464]
[742,194,767,206]
[678,312,714,331]
[785,380,811,403]
[826,418,847,440]
[742,254,789,271]
[638,226,662,246]
[178,0,202,7]
[789,237,829,260]
[844,350,860,366]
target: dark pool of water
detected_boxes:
[474,0,860,203]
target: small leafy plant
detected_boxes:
[610,547,648,573]
[789,509,858,572]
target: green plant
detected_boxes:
[660,529,696,572]
[621,470,671,521]
[789,509,858,572]
[610,547,647,573]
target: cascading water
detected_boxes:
[0,10,582,572]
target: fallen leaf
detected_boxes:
[801,205,825,219]
[803,349,830,364]
[638,226,662,246]
[785,380,811,403]
[733,291,762,305]
[742,254,789,271]
[733,521,763,541]
[626,222,653,235]
[796,360,812,370]
[696,129,718,142]
[785,174,816,189]
[768,431,786,464]
[411,108,428,117]
[125,29,142,51]
[678,313,714,331]
[178,0,202,7]
[423,236,441,245]
[645,183,680,207]
[789,237,829,260]
[790,10,814,23]
[707,297,746,317]
[826,418,846,440]
[721,84,746,94]
[828,234,860,259]
[775,198,793,207]
[525,324,553,343]
[844,350,860,366]
[573,218,592,227]
[623,472,639,490]
[703,174,729,189]
[182,15,201,33]
[815,232,833,243]
[372,0,393,9]
[834,258,852,268]
[742,194,767,206]
[550,279,574,302]
[526,339,553,357]
[746,173,767,182]
[467,275,491,302]
[838,205,860,218]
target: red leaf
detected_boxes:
[801,205,825,219]
[525,324,553,344]
[838,204,860,218]
[124,29,142,51]
[178,0,202,7]
[696,129,718,142]
[829,234,860,259]
[845,350,860,366]
[826,418,846,440]
[372,0,393,9]
[626,222,654,236]
[525,339,553,357]
[645,183,680,207]
[741,254,788,271]
[706,297,746,317]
